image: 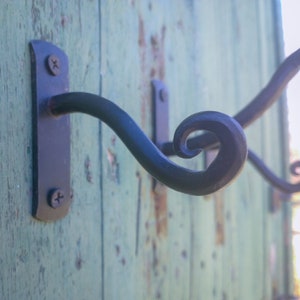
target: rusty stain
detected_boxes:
[138,15,148,129]
[214,190,225,245]
[152,183,168,236]
[84,156,93,183]
[137,16,168,236]
[150,26,166,80]
[106,148,119,183]
[138,16,146,48]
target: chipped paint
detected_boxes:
[150,26,166,80]
[214,191,225,245]
[106,148,120,183]
[152,183,168,237]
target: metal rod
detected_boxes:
[49,92,247,196]
[247,149,300,194]
[160,49,300,194]
[161,48,300,156]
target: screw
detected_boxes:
[159,88,168,102]
[47,54,60,76]
[48,188,65,208]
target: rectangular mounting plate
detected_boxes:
[151,79,169,150]
[30,40,71,221]
[151,79,169,194]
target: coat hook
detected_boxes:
[30,40,247,221]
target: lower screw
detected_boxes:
[48,188,65,208]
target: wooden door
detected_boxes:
[0,1,292,299]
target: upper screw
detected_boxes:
[47,54,61,76]
[48,188,65,208]
[159,88,168,102]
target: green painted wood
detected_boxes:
[101,1,291,300]
[0,1,102,299]
[0,0,292,299]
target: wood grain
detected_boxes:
[0,0,292,299]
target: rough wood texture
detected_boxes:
[100,1,291,299]
[0,0,292,299]
[0,1,102,299]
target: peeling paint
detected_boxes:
[153,183,168,237]
[150,25,166,80]
[214,190,225,245]
[106,148,120,183]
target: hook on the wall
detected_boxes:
[30,40,300,222]
[30,40,247,221]
[159,48,300,195]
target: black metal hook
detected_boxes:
[30,40,247,221]
[160,48,300,194]
[49,92,247,196]
[30,39,300,222]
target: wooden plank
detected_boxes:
[0,0,291,299]
[100,0,290,299]
[0,1,102,299]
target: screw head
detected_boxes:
[47,54,61,76]
[48,188,65,208]
[159,88,168,102]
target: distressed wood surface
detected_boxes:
[0,1,102,299]
[0,0,292,299]
[100,1,290,299]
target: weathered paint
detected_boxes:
[0,0,293,299]
[0,1,102,299]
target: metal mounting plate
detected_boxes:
[30,40,71,221]
[151,79,169,193]
[151,79,169,149]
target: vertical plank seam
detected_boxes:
[98,0,105,299]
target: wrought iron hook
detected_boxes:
[49,92,247,196]
[30,39,299,221]
[160,48,300,194]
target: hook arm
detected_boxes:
[161,48,300,156]
[49,92,247,196]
